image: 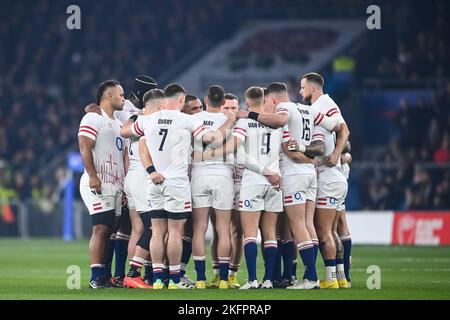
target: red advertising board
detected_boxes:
[392,212,450,245]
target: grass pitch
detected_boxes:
[0,239,449,300]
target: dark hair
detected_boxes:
[132,75,157,108]
[245,86,264,100]
[267,82,287,95]
[207,85,225,107]
[143,88,165,105]
[224,93,238,101]
[96,79,120,105]
[302,72,324,87]
[185,94,199,103]
[164,83,186,98]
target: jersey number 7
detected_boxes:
[159,129,168,151]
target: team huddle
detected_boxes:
[78,72,353,290]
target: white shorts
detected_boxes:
[147,177,192,213]
[233,184,241,211]
[191,174,234,210]
[316,174,348,210]
[239,184,283,212]
[124,170,148,212]
[337,183,348,212]
[282,173,317,207]
[79,173,122,216]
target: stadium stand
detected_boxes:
[0,0,449,237]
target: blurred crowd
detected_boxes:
[0,0,449,211]
[358,82,450,210]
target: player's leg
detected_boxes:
[89,210,115,288]
[239,210,261,289]
[123,211,152,289]
[211,176,234,289]
[80,175,116,288]
[314,207,338,288]
[149,214,168,289]
[192,207,210,286]
[180,215,193,281]
[306,200,319,265]
[280,214,295,285]
[113,205,131,284]
[209,211,220,287]
[337,209,352,286]
[214,209,232,288]
[272,214,284,287]
[305,174,320,265]
[333,210,347,287]
[128,208,144,259]
[166,212,188,288]
[260,211,278,288]
[228,208,243,288]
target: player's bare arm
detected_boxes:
[120,117,135,138]
[325,123,350,167]
[139,136,164,184]
[237,110,288,129]
[78,135,101,194]
[287,138,325,158]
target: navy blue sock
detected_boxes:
[163,266,169,286]
[342,238,352,281]
[113,239,128,278]
[181,237,192,267]
[218,258,230,281]
[273,240,282,281]
[169,266,181,283]
[282,240,295,280]
[263,241,278,281]
[292,260,297,279]
[104,238,115,279]
[298,243,317,281]
[144,261,153,282]
[194,257,206,281]
[91,265,105,282]
[244,238,258,281]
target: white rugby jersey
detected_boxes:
[131,109,207,179]
[191,111,233,178]
[311,94,347,179]
[275,101,334,176]
[232,118,289,186]
[114,100,145,172]
[78,109,125,190]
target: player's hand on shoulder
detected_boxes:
[89,174,102,194]
[85,103,102,115]
[150,172,165,185]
